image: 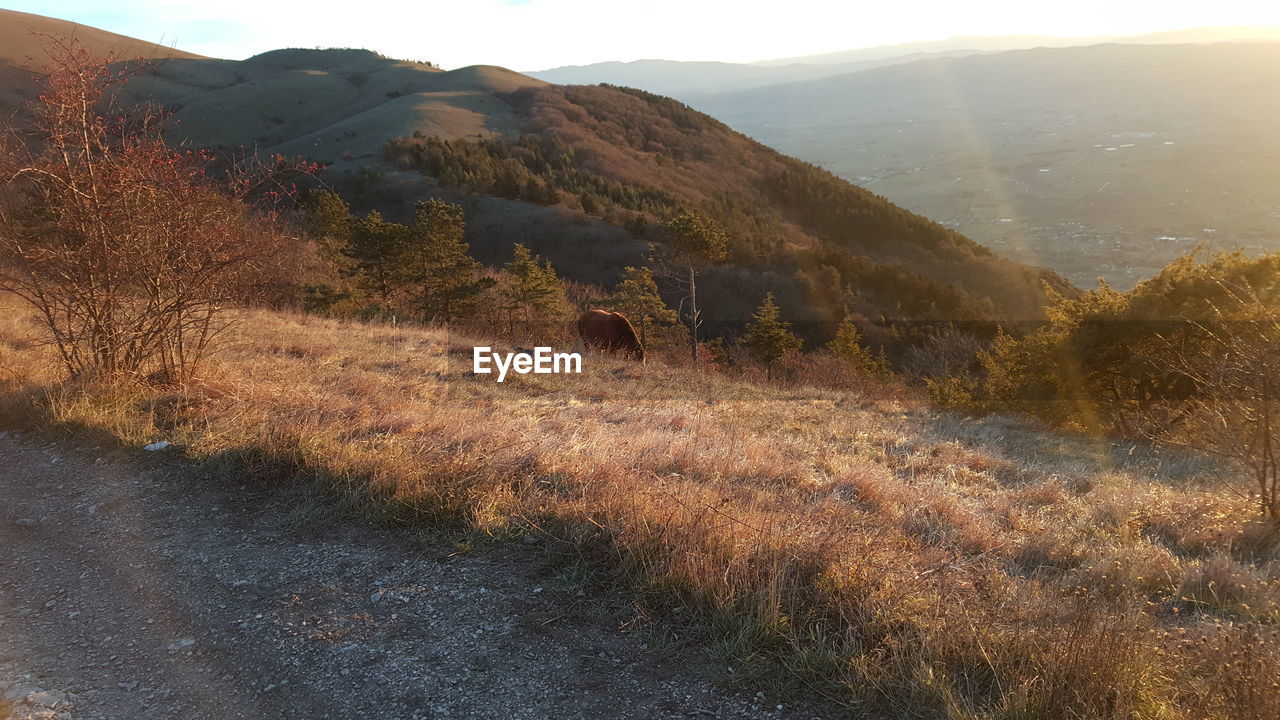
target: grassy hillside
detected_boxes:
[381,83,1071,325]
[0,15,1073,331]
[0,8,201,117]
[688,42,1280,287]
[1,297,1275,718]
[117,49,545,164]
[131,49,1070,324]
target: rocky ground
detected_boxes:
[0,432,823,719]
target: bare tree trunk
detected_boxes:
[1262,371,1277,518]
[688,264,698,363]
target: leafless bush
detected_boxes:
[905,324,987,378]
[0,37,310,382]
[1144,281,1280,519]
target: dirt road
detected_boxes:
[0,432,816,719]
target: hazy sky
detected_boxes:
[6,0,1279,69]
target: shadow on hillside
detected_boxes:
[912,406,1232,489]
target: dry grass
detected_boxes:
[1,298,1277,719]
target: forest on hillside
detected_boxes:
[374,83,1072,333]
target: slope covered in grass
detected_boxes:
[0,298,1274,718]
[0,11,1074,332]
[0,8,201,117]
[384,84,1073,325]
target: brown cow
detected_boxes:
[577,310,645,361]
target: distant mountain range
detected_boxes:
[528,26,1280,96]
[522,52,975,97]
[0,8,1069,327]
[529,29,1280,286]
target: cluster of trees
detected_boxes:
[300,192,888,381]
[383,133,678,224]
[738,294,890,381]
[380,84,1065,329]
[303,191,493,321]
[505,83,1066,317]
[933,250,1280,518]
[302,189,579,331]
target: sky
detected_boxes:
[5,0,1280,70]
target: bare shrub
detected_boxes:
[905,324,987,378]
[0,38,309,382]
[1148,284,1280,519]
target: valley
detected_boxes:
[542,40,1280,288]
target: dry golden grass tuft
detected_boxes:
[1,297,1277,718]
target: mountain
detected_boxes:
[528,27,1280,99]
[525,34,1091,95]
[758,27,1280,66]
[752,34,1090,66]
[0,8,200,117]
[0,12,1072,328]
[1117,25,1280,44]
[117,48,545,165]
[688,42,1280,287]
[525,52,974,97]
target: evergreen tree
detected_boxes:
[402,199,495,322]
[603,266,676,351]
[625,213,648,238]
[524,178,560,205]
[659,212,729,363]
[493,167,523,200]
[743,293,802,379]
[301,189,353,241]
[828,318,889,377]
[298,189,357,310]
[503,243,567,329]
[341,210,407,311]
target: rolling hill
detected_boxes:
[0,10,1072,330]
[0,8,200,117]
[118,49,545,164]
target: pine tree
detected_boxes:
[402,199,494,322]
[493,167,523,200]
[298,189,356,309]
[743,293,802,379]
[658,212,729,363]
[301,189,353,241]
[828,318,889,377]
[503,243,567,330]
[625,213,648,238]
[341,210,407,312]
[603,266,676,351]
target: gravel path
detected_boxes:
[0,432,824,719]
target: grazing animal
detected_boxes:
[577,310,645,361]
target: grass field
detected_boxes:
[1,299,1277,718]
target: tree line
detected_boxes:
[299,188,886,378]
